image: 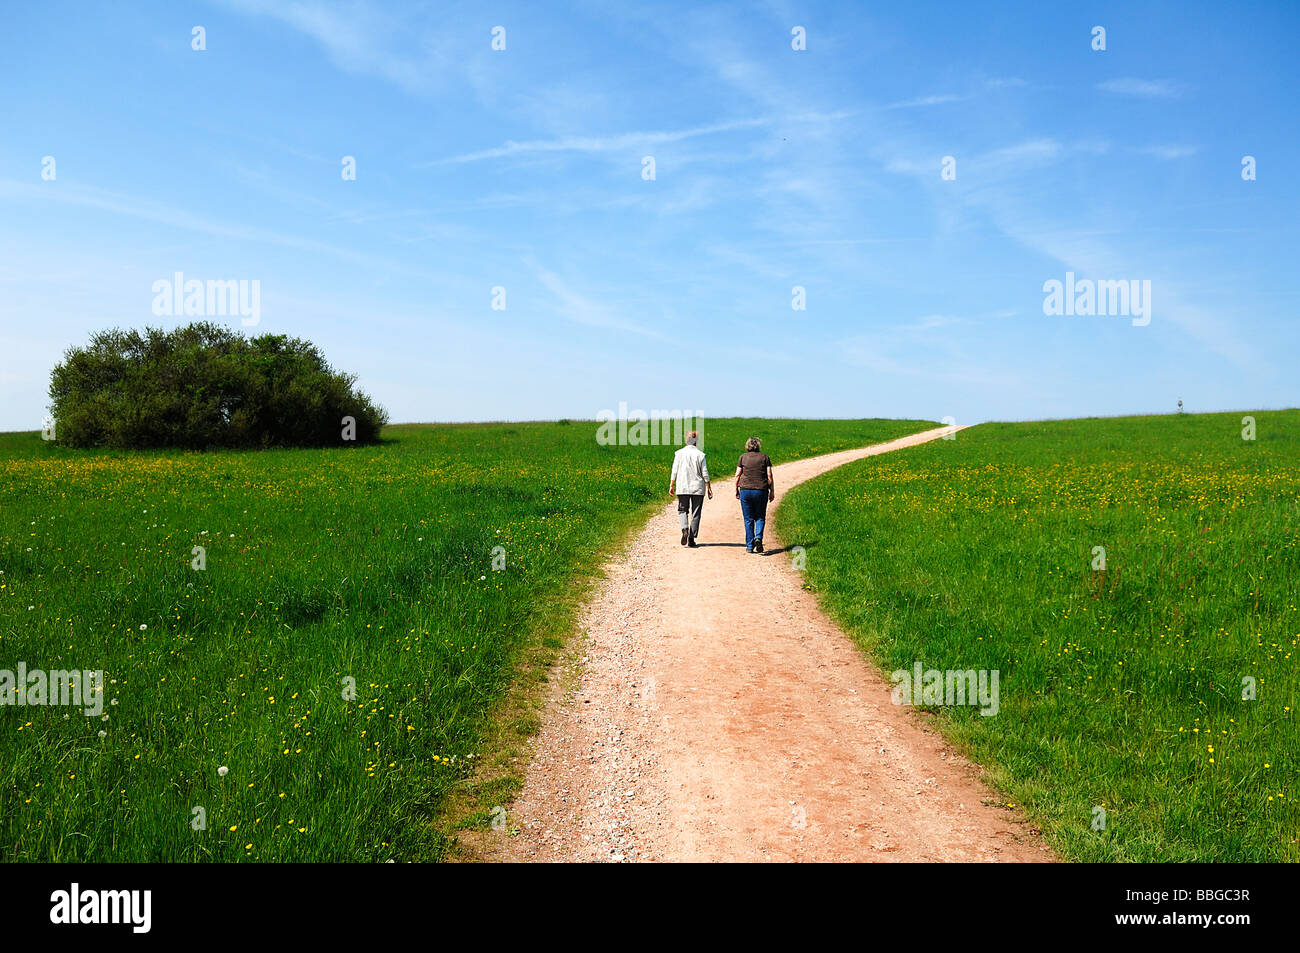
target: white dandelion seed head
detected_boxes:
[217,766,229,777]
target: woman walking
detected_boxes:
[735,437,774,553]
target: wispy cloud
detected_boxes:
[884,139,1064,178]
[885,78,1026,110]
[0,178,439,281]
[420,112,853,167]
[877,134,1263,372]
[421,117,772,167]
[978,139,1063,168]
[1138,144,1201,160]
[218,0,452,96]
[1096,78,1184,99]
[904,315,973,332]
[531,261,665,340]
[886,93,966,109]
[839,314,1001,385]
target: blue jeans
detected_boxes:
[739,488,768,551]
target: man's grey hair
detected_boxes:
[686,429,698,446]
[745,436,761,452]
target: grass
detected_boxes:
[780,410,1300,862]
[0,416,934,861]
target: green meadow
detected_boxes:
[0,417,933,861]
[781,410,1300,862]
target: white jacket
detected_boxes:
[670,444,711,495]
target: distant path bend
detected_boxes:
[486,425,1054,862]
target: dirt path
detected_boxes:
[484,426,1053,862]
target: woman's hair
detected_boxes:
[745,436,761,452]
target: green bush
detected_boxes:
[48,322,387,448]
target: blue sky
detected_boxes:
[2,0,1296,430]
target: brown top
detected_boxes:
[736,451,772,490]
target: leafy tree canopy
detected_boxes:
[48,322,388,449]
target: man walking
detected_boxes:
[669,430,712,547]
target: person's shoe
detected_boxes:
[754,538,764,553]
[681,528,690,546]
[688,536,698,548]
